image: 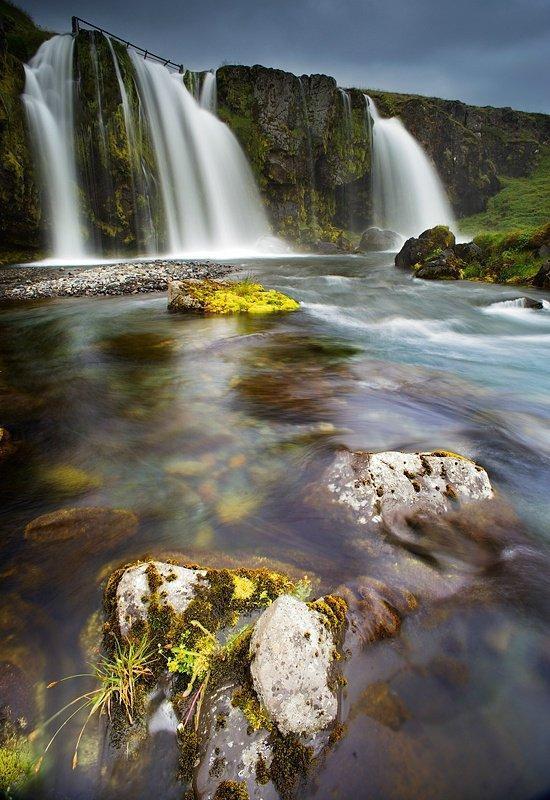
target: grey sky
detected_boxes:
[18,0,550,112]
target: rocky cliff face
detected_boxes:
[0,0,549,258]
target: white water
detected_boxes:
[129,52,271,256]
[200,71,217,113]
[366,95,456,238]
[22,35,87,259]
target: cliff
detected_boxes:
[0,1,549,258]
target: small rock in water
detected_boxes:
[323,449,493,525]
[249,595,339,736]
[358,227,402,252]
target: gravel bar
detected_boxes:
[0,259,235,301]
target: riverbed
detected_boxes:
[1,253,549,799]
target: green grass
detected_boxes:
[460,149,550,235]
[460,222,549,284]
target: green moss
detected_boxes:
[213,780,250,800]
[465,221,549,284]
[0,743,33,795]
[170,279,300,315]
[177,728,200,784]
[269,732,314,800]
[231,684,272,733]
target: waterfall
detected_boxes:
[105,36,157,253]
[365,95,456,238]
[338,88,352,141]
[22,35,88,260]
[200,71,217,113]
[130,52,270,255]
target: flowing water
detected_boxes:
[22,36,88,260]
[1,254,549,798]
[199,71,217,113]
[366,95,456,238]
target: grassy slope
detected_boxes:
[460,148,550,235]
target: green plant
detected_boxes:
[33,634,154,770]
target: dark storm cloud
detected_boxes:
[19,0,550,112]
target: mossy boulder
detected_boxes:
[395,225,456,270]
[168,279,299,315]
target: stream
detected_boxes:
[1,253,549,799]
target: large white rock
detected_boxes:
[250,595,337,736]
[116,560,207,637]
[325,450,493,525]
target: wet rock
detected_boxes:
[323,449,493,526]
[415,248,463,280]
[0,662,35,727]
[356,681,410,731]
[24,507,138,553]
[358,227,402,252]
[532,260,550,290]
[0,427,16,461]
[454,241,482,262]
[395,225,456,270]
[249,595,338,736]
[168,279,299,315]
[195,686,277,800]
[338,578,417,649]
[115,561,207,637]
[505,296,544,309]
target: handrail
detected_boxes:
[71,16,184,73]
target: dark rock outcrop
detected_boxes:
[532,260,550,289]
[395,225,456,270]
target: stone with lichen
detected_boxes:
[323,449,493,525]
[167,279,299,315]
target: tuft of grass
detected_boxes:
[33,635,154,771]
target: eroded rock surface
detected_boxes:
[115,561,207,637]
[250,595,338,736]
[358,227,402,252]
[324,449,493,525]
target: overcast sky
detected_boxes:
[19,0,550,113]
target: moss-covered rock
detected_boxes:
[167,278,299,315]
[395,225,456,270]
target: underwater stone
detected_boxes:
[324,449,493,525]
[24,507,138,551]
[250,595,337,736]
[116,560,207,637]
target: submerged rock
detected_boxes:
[250,595,339,736]
[168,279,299,315]
[0,427,16,461]
[395,225,456,270]
[323,449,493,526]
[24,506,138,552]
[358,227,402,252]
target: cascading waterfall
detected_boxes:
[130,52,270,255]
[200,71,217,113]
[365,95,456,238]
[23,35,272,261]
[22,35,88,260]
[105,35,157,253]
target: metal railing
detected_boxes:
[71,16,184,73]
